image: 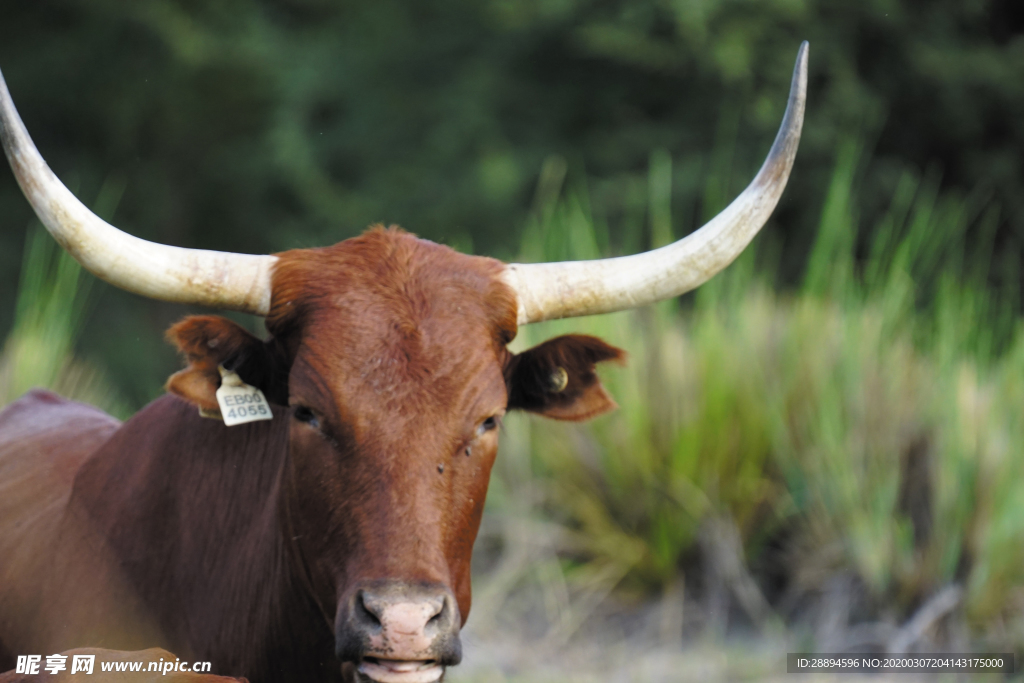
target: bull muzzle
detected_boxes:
[336,581,462,683]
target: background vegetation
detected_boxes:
[0,0,1022,404]
[1,0,1023,677]
[467,146,1024,674]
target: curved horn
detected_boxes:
[0,70,276,315]
[502,42,808,325]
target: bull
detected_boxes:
[0,43,807,683]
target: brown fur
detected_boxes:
[0,228,624,682]
[0,391,165,662]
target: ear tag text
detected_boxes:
[216,366,273,426]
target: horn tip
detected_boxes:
[761,42,808,170]
[793,41,809,96]
[796,41,809,84]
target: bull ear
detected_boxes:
[165,316,287,411]
[505,334,625,421]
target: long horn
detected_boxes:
[502,42,808,325]
[0,70,276,315]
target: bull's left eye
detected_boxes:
[478,416,499,435]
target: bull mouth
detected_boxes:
[356,658,444,683]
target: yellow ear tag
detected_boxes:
[215,366,273,427]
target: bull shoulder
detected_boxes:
[0,391,124,665]
[0,389,121,527]
[0,389,121,463]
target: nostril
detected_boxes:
[425,595,449,631]
[355,590,383,629]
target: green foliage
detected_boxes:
[0,229,89,404]
[1,1,1021,402]
[0,172,127,414]
[484,137,1024,646]
[0,227,125,415]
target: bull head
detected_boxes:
[0,43,807,683]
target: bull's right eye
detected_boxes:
[293,406,319,428]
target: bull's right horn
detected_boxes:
[0,70,276,316]
[503,42,809,325]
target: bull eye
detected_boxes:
[293,405,319,428]
[478,416,499,435]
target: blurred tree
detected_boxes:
[0,0,1020,405]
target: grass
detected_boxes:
[0,179,125,415]
[471,136,1024,660]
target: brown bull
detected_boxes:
[0,44,807,683]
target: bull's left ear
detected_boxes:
[505,334,626,421]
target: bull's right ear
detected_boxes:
[165,316,288,412]
[505,334,625,421]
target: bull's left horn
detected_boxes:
[502,42,808,325]
[0,69,276,315]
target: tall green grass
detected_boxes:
[0,179,125,414]
[479,140,1024,649]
